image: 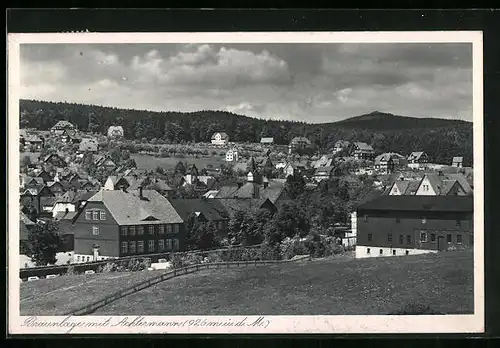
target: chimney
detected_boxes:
[139,185,144,199]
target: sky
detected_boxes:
[19,42,473,123]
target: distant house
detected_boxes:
[260,137,274,145]
[283,161,308,178]
[107,126,124,139]
[288,136,311,154]
[51,120,76,135]
[313,155,333,169]
[95,155,117,171]
[104,175,142,191]
[415,172,472,196]
[52,190,98,218]
[355,195,473,259]
[24,135,44,151]
[387,180,421,196]
[211,132,229,145]
[407,151,429,169]
[47,181,67,197]
[225,148,239,162]
[452,156,464,168]
[61,130,81,145]
[333,140,350,153]
[374,153,407,174]
[312,166,335,182]
[43,153,67,168]
[350,142,375,160]
[35,169,53,183]
[71,188,185,262]
[78,139,98,153]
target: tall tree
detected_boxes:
[26,221,61,266]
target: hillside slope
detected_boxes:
[19,99,473,166]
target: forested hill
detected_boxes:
[19,99,473,166]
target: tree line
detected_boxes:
[20,99,473,166]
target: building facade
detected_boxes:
[355,195,473,259]
[211,132,229,145]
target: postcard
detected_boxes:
[8,31,484,334]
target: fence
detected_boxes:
[19,244,264,280]
[66,255,310,316]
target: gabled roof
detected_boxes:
[51,120,75,130]
[211,132,229,140]
[25,134,43,143]
[216,198,275,217]
[216,179,286,204]
[334,140,350,147]
[445,173,473,194]
[20,211,36,226]
[352,142,374,152]
[290,136,311,145]
[374,153,405,165]
[87,189,183,225]
[170,198,230,222]
[56,189,98,204]
[407,151,426,161]
[357,195,473,213]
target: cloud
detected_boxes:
[19,43,473,122]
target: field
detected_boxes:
[20,251,474,316]
[131,154,225,171]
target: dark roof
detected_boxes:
[215,179,286,204]
[357,195,473,213]
[216,198,275,216]
[56,190,98,203]
[170,199,230,221]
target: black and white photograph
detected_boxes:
[7,31,484,334]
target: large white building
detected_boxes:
[211,132,229,145]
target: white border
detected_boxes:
[7,31,484,335]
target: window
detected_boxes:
[421,217,427,224]
[368,234,372,242]
[379,249,383,255]
[93,211,99,220]
[396,218,400,224]
[148,225,155,235]
[77,255,80,262]
[392,250,396,255]
[367,248,371,254]
[166,225,172,234]
[85,211,92,220]
[129,226,136,236]
[457,234,463,244]
[423,184,429,191]
[388,234,392,242]
[456,220,461,228]
[431,233,436,243]
[129,241,136,254]
[120,226,128,237]
[166,239,173,251]
[137,226,144,235]
[399,234,403,245]
[87,256,90,262]
[159,225,165,235]
[364,215,368,223]
[158,239,165,251]
[148,240,155,252]
[100,211,106,220]
[137,241,144,253]
[405,250,409,255]
[92,226,99,236]
[420,232,427,243]
[447,234,452,244]
[406,235,411,245]
[173,239,180,251]
[121,242,128,254]
[173,224,180,234]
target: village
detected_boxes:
[18,118,474,270]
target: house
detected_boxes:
[452,156,464,168]
[148,178,174,197]
[182,165,216,190]
[104,175,142,191]
[415,172,472,196]
[43,153,67,168]
[47,181,67,197]
[312,166,335,182]
[78,139,99,153]
[283,161,308,178]
[216,198,277,218]
[95,155,117,171]
[52,189,98,218]
[60,129,79,144]
[107,126,124,139]
[288,137,311,154]
[34,169,53,183]
[71,188,185,262]
[350,142,375,160]
[374,153,408,174]
[333,140,350,154]
[211,132,229,145]
[407,151,429,169]
[51,120,76,135]
[260,137,274,145]
[170,198,231,234]
[225,148,239,162]
[355,195,473,258]
[24,134,44,151]
[313,155,333,169]
[386,180,421,196]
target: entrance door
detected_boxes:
[437,236,445,251]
